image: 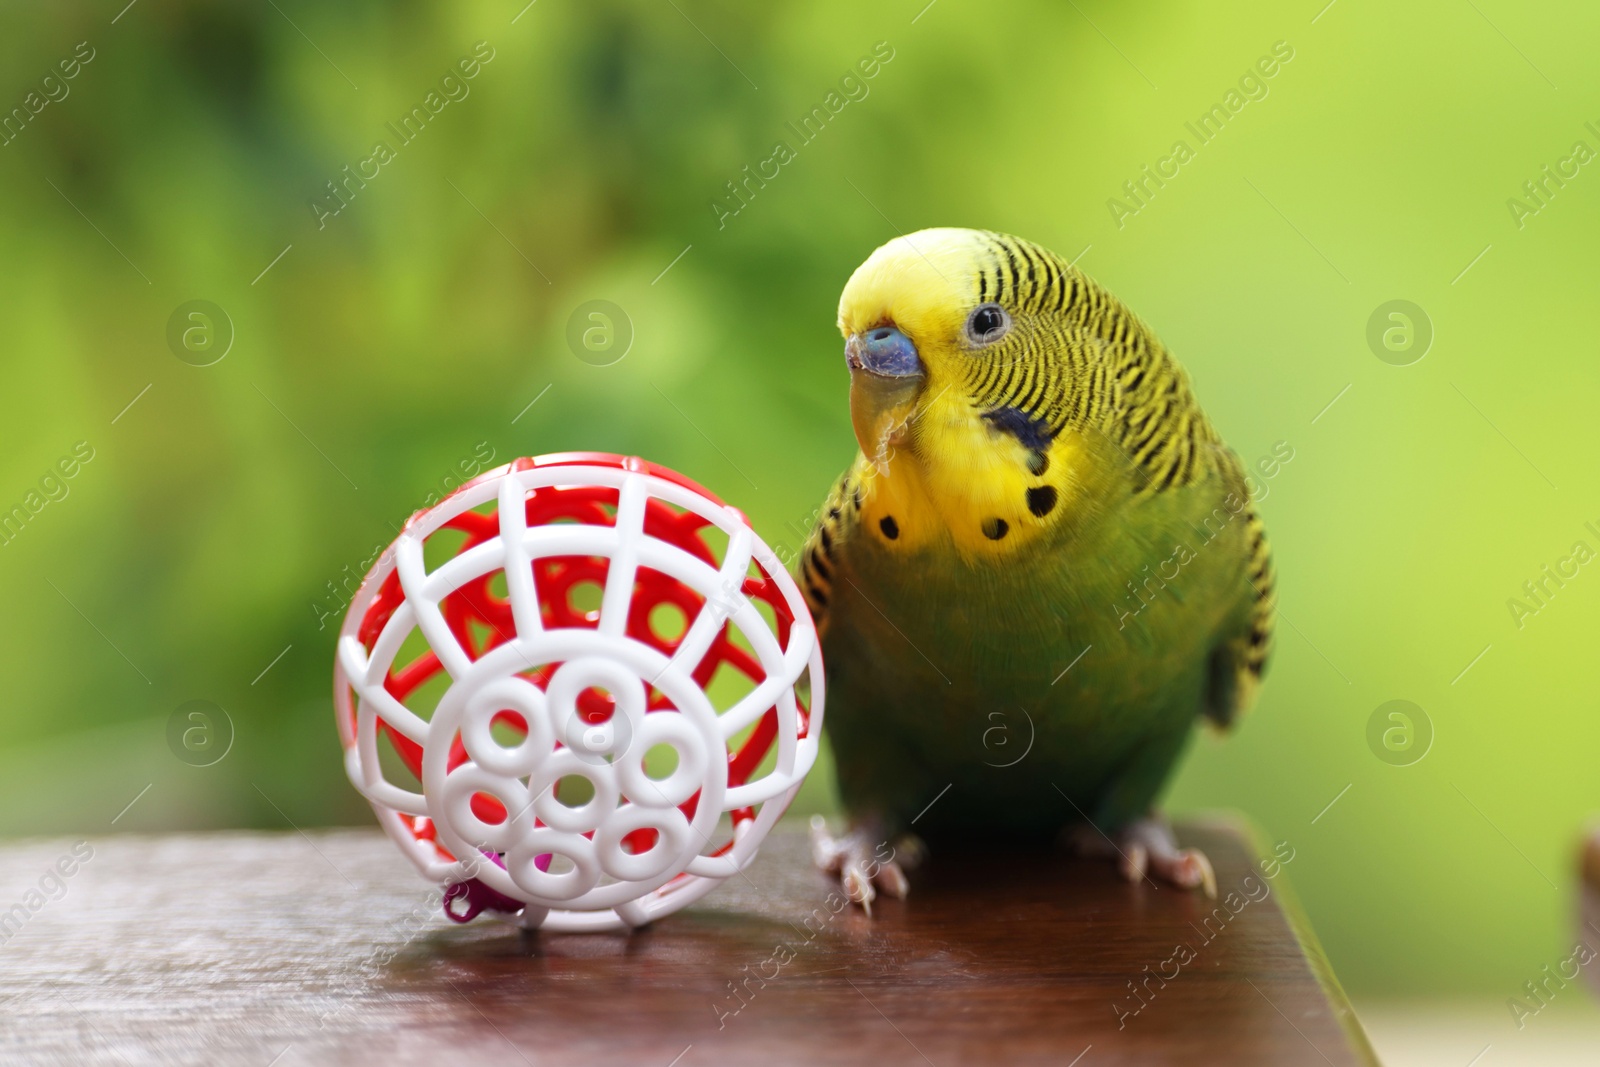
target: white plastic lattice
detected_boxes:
[333,455,823,932]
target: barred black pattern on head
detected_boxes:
[963,231,1221,495]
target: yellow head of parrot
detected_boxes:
[837,228,994,465]
[834,227,1144,556]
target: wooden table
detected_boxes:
[0,821,1377,1066]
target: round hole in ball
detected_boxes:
[643,742,680,781]
[648,601,688,643]
[577,685,615,724]
[541,853,577,876]
[566,580,603,614]
[622,827,659,855]
[554,774,596,808]
[489,710,527,749]
[470,792,508,825]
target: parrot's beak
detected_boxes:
[845,326,924,468]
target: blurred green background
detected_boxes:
[1,0,1596,1017]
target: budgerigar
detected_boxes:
[802,228,1275,908]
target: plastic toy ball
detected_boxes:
[333,453,824,932]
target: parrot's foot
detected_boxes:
[809,815,919,914]
[1066,816,1217,898]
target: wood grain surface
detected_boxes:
[0,821,1377,1066]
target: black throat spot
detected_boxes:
[980,406,1054,454]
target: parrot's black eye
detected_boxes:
[966,303,1011,345]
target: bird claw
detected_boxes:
[890,832,927,871]
[1117,841,1149,885]
[1070,815,1218,898]
[810,815,914,913]
[1167,846,1218,899]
